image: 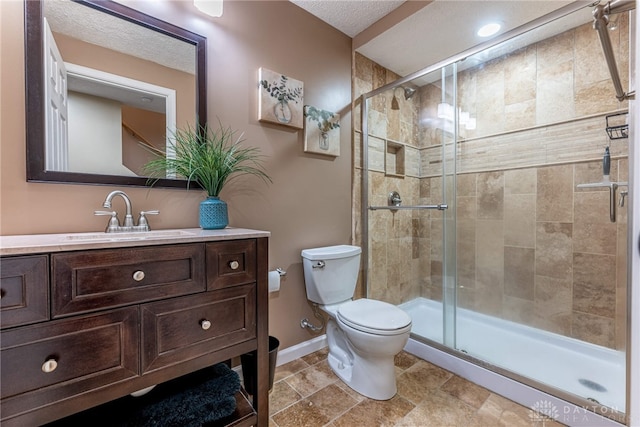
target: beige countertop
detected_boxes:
[0,227,270,256]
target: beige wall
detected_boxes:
[0,1,352,350]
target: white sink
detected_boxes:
[64,230,196,242]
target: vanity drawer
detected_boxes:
[52,243,205,317]
[141,284,256,373]
[0,307,138,404]
[0,255,49,329]
[207,239,256,290]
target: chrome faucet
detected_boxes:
[103,191,134,228]
[95,191,159,233]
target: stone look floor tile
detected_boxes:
[307,384,359,421]
[394,351,420,370]
[333,378,366,403]
[271,398,331,427]
[301,348,329,366]
[440,375,492,409]
[332,395,415,427]
[268,349,567,427]
[269,380,302,416]
[396,390,476,427]
[284,360,337,398]
[273,359,310,382]
[396,361,453,404]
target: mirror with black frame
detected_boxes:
[25,0,207,188]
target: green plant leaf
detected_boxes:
[143,122,272,197]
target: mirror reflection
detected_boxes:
[26,0,206,187]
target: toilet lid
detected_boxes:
[337,299,412,335]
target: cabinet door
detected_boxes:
[1,307,138,421]
[141,285,256,373]
[52,243,205,317]
[0,255,49,329]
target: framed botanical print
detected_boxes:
[303,105,340,157]
[258,67,304,129]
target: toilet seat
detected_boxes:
[337,299,412,336]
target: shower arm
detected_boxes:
[592,0,636,101]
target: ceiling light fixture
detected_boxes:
[194,0,223,17]
[477,22,501,38]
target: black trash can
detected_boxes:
[241,336,279,395]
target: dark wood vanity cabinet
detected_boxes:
[0,234,269,427]
[0,255,49,328]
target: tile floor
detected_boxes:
[267,348,566,427]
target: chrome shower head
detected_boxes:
[391,86,416,110]
[403,87,416,100]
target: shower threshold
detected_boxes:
[400,297,625,413]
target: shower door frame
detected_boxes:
[627,8,639,427]
[359,2,638,425]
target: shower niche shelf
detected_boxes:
[385,140,405,178]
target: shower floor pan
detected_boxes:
[400,297,625,412]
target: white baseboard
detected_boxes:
[276,335,327,367]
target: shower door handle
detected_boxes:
[369,204,448,211]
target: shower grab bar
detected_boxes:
[369,204,448,211]
[593,0,636,101]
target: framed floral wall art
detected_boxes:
[303,105,340,157]
[258,67,304,129]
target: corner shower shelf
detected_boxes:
[605,112,628,140]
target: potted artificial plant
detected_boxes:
[144,123,271,230]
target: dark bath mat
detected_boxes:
[45,363,240,427]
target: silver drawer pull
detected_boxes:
[133,271,145,282]
[200,320,212,330]
[42,358,58,373]
[229,260,240,270]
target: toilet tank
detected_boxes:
[301,245,362,305]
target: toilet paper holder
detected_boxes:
[275,268,286,276]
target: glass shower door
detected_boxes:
[449,7,629,417]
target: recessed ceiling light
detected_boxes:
[477,22,501,38]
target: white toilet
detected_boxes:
[301,245,412,400]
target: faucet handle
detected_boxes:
[137,210,159,231]
[94,210,120,232]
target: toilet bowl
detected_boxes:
[301,245,412,400]
[322,299,411,400]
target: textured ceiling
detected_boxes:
[357,0,583,78]
[289,0,406,37]
[291,0,592,80]
[44,0,196,75]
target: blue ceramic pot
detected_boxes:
[199,197,228,229]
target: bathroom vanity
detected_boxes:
[0,228,270,426]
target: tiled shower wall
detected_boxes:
[353,16,629,349]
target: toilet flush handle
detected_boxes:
[313,261,326,269]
